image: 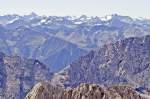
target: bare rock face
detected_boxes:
[26,82,150,99]
[51,35,150,91]
[0,53,52,99]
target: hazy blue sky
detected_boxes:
[0,0,149,18]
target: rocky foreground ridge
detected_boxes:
[26,82,150,99]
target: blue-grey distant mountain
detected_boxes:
[0,13,150,72]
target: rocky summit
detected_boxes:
[0,53,52,99]
[51,35,150,92]
[26,82,150,99]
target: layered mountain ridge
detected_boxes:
[0,13,150,72]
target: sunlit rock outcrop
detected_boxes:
[26,82,150,99]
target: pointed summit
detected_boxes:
[29,12,37,17]
[24,12,38,19]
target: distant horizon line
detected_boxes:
[0,12,150,19]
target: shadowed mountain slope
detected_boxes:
[0,53,52,99]
[51,35,150,92]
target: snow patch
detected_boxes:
[8,17,19,24]
[74,21,82,24]
[101,15,112,21]
[40,19,46,23]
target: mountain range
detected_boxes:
[0,14,150,99]
[1,35,150,99]
[0,13,150,72]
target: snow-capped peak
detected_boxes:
[100,15,112,21]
